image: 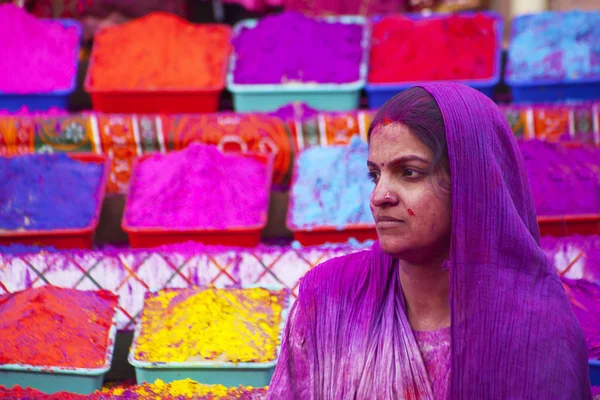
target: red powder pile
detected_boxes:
[125,144,270,229]
[0,286,118,369]
[89,13,231,90]
[369,14,497,83]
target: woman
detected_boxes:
[268,83,592,399]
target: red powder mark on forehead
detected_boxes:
[407,208,416,216]
[382,117,392,126]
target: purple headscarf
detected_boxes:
[268,83,591,399]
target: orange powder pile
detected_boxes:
[89,13,231,90]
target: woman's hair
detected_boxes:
[368,87,450,189]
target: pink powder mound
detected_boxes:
[125,144,270,229]
[0,5,79,93]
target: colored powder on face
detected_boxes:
[125,144,270,229]
[0,5,79,93]
[561,278,600,360]
[369,13,497,83]
[89,13,231,90]
[0,153,104,231]
[0,286,118,368]
[508,11,600,82]
[232,12,364,84]
[133,288,286,363]
[290,136,373,230]
[519,140,600,216]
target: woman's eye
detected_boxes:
[404,168,415,177]
[367,171,379,183]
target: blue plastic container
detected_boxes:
[590,359,600,386]
[0,19,81,112]
[128,287,289,387]
[365,12,503,109]
[0,324,117,394]
[506,13,600,103]
[227,16,369,112]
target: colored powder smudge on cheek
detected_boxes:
[0,5,79,93]
[290,136,373,230]
[89,13,231,90]
[233,11,364,84]
[125,144,270,229]
[0,154,104,231]
[407,208,416,216]
[369,13,497,83]
[133,288,286,364]
[0,287,118,368]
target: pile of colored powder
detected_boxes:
[133,287,286,363]
[507,11,600,82]
[289,136,373,230]
[269,102,319,121]
[561,278,600,360]
[519,140,600,216]
[89,13,231,90]
[369,13,497,83]
[0,153,105,231]
[0,286,118,368]
[232,12,364,84]
[0,106,68,116]
[0,4,79,93]
[124,144,270,229]
[102,379,267,399]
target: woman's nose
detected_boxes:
[370,182,398,208]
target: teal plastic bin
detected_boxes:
[128,287,290,387]
[227,16,369,112]
[0,324,117,394]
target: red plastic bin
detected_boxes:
[291,224,377,246]
[537,214,600,237]
[0,153,109,249]
[122,152,273,248]
[84,25,231,114]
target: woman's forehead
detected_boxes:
[368,124,433,163]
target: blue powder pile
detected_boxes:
[289,136,373,230]
[0,154,104,231]
[508,10,600,82]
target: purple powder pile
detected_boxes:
[0,153,104,231]
[125,144,270,229]
[232,12,364,84]
[519,140,600,216]
[0,106,69,116]
[508,10,600,82]
[561,278,600,360]
[0,4,79,93]
[269,102,319,121]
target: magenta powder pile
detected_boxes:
[0,4,79,93]
[561,278,600,360]
[125,144,269,229]
[232,12,364,84]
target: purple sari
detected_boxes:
[268,83,591,399]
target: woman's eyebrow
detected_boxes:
[367,155,430,169]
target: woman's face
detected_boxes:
[368,123,451,263]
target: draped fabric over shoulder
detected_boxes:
[267,83,592,399]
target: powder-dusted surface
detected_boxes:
[0,4,79,93]
[413,327,451,400]
[134,287,286,363]
[561,278,600,360]
[519,140,600,216]
[508,11,600,82]
[0,381,267,399]
[0,154,104,230]
[125,144,269,229]
[369,14,497,83]
[0,286,118,368]
[233,12,363,84]
[289,136,372,229]
[0,106,68,116]
[89,13,231,90]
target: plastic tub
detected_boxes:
[0,318,117,394]
[227,16,369,112]
[122,152,273,248]
[0,20,81,112]
[291,224,377,246]
[84,25,231,114]
[537,214,600,237]
[0,153,109,249]
[365,12,503,108]
[506,13,600,103]
[590,360,600,386]
[128,287,289,387]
